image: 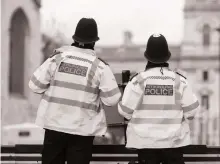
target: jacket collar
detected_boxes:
[57,46,96,56]
[145,62,169,70]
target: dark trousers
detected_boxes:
[42,129,94,164]
[138,148,185,164]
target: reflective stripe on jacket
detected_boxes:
[29,46,121,136]
[118,67,199,148]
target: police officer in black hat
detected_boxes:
[31,18,121,164]
[118,34,199,164]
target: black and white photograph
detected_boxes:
[1,0,220,163]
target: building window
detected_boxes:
[201,95,209,109]
[203,71,209,81]
[9,8,29,96]
[202,24,211,47]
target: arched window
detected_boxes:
[202,24,211,46]
[9,8,29,96]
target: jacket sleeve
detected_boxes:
[118,77,144,120]
[29,58,55,94]
[181,81,200,121]
[99,66,121,106]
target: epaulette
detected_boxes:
[98,57,109,65]
[129,73,138,81]
[50,49,62,58]
[176,72,187,79]
[175,69,187,80]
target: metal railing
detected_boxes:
[1,145,220,163]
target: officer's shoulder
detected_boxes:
[174,69,187,80]
[130,72,145,84]
[176,72,187,80]
[98,57,109,65]
[129,73,138,81]
[50,49,62,58]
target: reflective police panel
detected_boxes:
[58,62,88,77]
[145,85,173,96]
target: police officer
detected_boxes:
[29,18,121,164]
[118,34,200,164]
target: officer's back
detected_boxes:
[29,19,121,136]
[118,34,200,164]
[39,45,120,134]
[29,18,121,164]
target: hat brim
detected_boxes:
[144,51,171,64]
[72,35,99,44]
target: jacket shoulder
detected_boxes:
[98,57,109,65]
[130,72,146,85]
[174,69,187,80]
[176,72,187,80]
[50,49,62,58]
[129,73,138,81]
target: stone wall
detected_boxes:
[1,0,42,126]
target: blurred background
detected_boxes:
[1,0,220,147]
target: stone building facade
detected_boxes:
[181,0,220,146]
[1,0,42,126]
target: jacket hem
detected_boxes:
[42,124,106,137]
[125,143,190,149]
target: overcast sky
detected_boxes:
[41,0,185,46]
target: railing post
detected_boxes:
[216,26,220,146]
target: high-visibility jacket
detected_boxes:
[29,46,121,136]
[118,67,200,148]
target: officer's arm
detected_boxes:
[181,81,200,121]
[99,66,121,106]
[29,57,54,94]
[118,78,144,120]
